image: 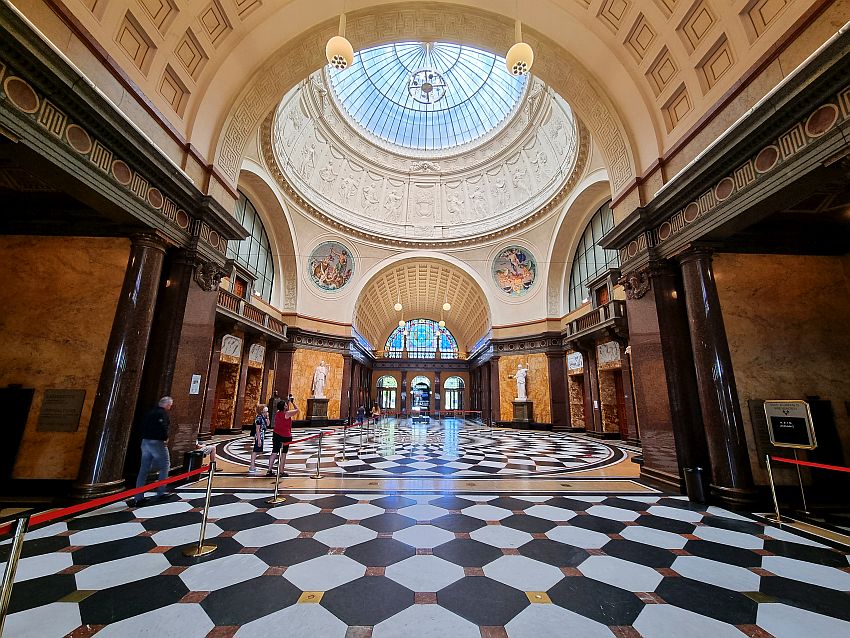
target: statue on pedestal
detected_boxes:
[312,360,329,399]
[513,363,529,401]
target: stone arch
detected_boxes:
[352,252,492,353]
[213,3,639,196]
[237,160,300,312]
[545,171,613,317]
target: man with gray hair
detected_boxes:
[132,396,173,506]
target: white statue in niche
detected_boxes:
[469,184,487,217]
[312,360,329,399]
[446,192,464,224]
[512,167,531,199]
[492,176,508,207]
[510,363,529,401]
[362,181,379,208]
[530,149,549,177]
[319,162,338,190]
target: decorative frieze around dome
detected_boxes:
[264,68,585,245]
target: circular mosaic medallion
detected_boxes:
[308,241,354,291]
[4,77,39,113]
[492,245,536,297]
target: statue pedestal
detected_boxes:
[306,398,329,421]
[512,400,533,423]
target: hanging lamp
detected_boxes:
[326,13,354,70]
[506,19,534,76]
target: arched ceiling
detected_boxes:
[25,0,828,197]
[353,259,490,353]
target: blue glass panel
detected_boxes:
[329,42,526,151]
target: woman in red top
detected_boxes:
[268,397,299,476]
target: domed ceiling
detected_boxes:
[264,42,586,246]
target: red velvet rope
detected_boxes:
[771,456,850,474]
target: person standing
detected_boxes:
[132,396,173,506]
[248,404,269,474]
[268,397,299,476]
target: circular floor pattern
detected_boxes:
[219,418,626,477]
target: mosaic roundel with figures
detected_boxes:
[308,241,354,291]
[492,245,536,297]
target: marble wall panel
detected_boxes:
[213,362,239,429]
[568,374,585,428]
[291,349,344,418]
[715,253,850,481]
[598,369,620,433]
[498,353,551,423]
[0,236,129,480]
[241,368,263,425]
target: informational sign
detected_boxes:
[763,400,817,449]
[37,389,86,432]
[189,374,202,395]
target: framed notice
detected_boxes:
[763,400,817,449]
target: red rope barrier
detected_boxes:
[771,456,850,474]
[0,464,211,537]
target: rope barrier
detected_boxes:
[770,456,850,474]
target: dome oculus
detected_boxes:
[328,42,526,151]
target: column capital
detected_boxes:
[676,245,715,266]
[130,232,170,252]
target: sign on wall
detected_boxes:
[567,352,583,371]
[189,375,202,395]
[37,389,86,432]
[763,400,817,449]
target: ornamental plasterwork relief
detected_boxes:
[268,72,580,243]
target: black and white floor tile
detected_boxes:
[219,419,626,477]
[3,491,849,637]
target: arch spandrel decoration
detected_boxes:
[216,3,635,194]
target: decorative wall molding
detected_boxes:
[619,270,651,299]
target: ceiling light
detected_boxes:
[394,302,403,312]
[326,14,353,70]
[438,320,446,328]
[506,19,533,76]
[442,302,451,312]
[398,320,406,328]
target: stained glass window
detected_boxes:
[567,201,619,311]
[384,319,459,359]
[227,192,275,302]
[328,42,526,151]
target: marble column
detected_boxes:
[679,248,757,506]
[576,340,603,436]
[434,370,442,412]
[621,261,708,491]
[72,234,168,498]
[230,334,254,432]
[489,357,500,422]
[618,346,640,443]
[200,329,227,438]
[547,352,571,431]
[400,370,408,416]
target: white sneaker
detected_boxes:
[248,468,260,474]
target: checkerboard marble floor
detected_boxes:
[3,490,849,637]
[219,419,626,477]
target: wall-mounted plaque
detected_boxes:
[189,375,202,395]
[37,389,86,432]
[763,400,817,449]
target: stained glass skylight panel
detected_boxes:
[328,42,526,151]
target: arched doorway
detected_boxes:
[377,375,398,411]
[411,375,431,410]
[444,376,465,411]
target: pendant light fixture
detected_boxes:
[506,18,534,76]
[326,12,354,70]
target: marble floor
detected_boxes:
[2,424,849,637]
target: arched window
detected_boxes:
[444,376,465,411]
[384,319,459,359]
[377,376,397,410]
[567,201,619,311]
[227,191,275,302]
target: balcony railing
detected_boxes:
[564,300,626,339]
[217,289,287,338]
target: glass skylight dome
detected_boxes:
[328,42,527,151]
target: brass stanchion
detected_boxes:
[792,449,810,515]
[765,454,783,527]
[268,449,287,505]
[183,462,218,557]
[0,516,29,636]
[311,431,325,479]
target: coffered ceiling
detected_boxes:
[353,259,490,352]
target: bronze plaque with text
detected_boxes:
[37,389,86,432]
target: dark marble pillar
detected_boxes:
[490,356,501,423]
[547,352,571,431]
[576,340,603,436]
[200,328,227,438]
[400,370,408,417]
[434,370,442,412]
[618,346,640,443]
[679,249,757,506]
[72,234,168,498]
[481,364,490,423]
[340,355,352,420]
[621,262,708,491]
